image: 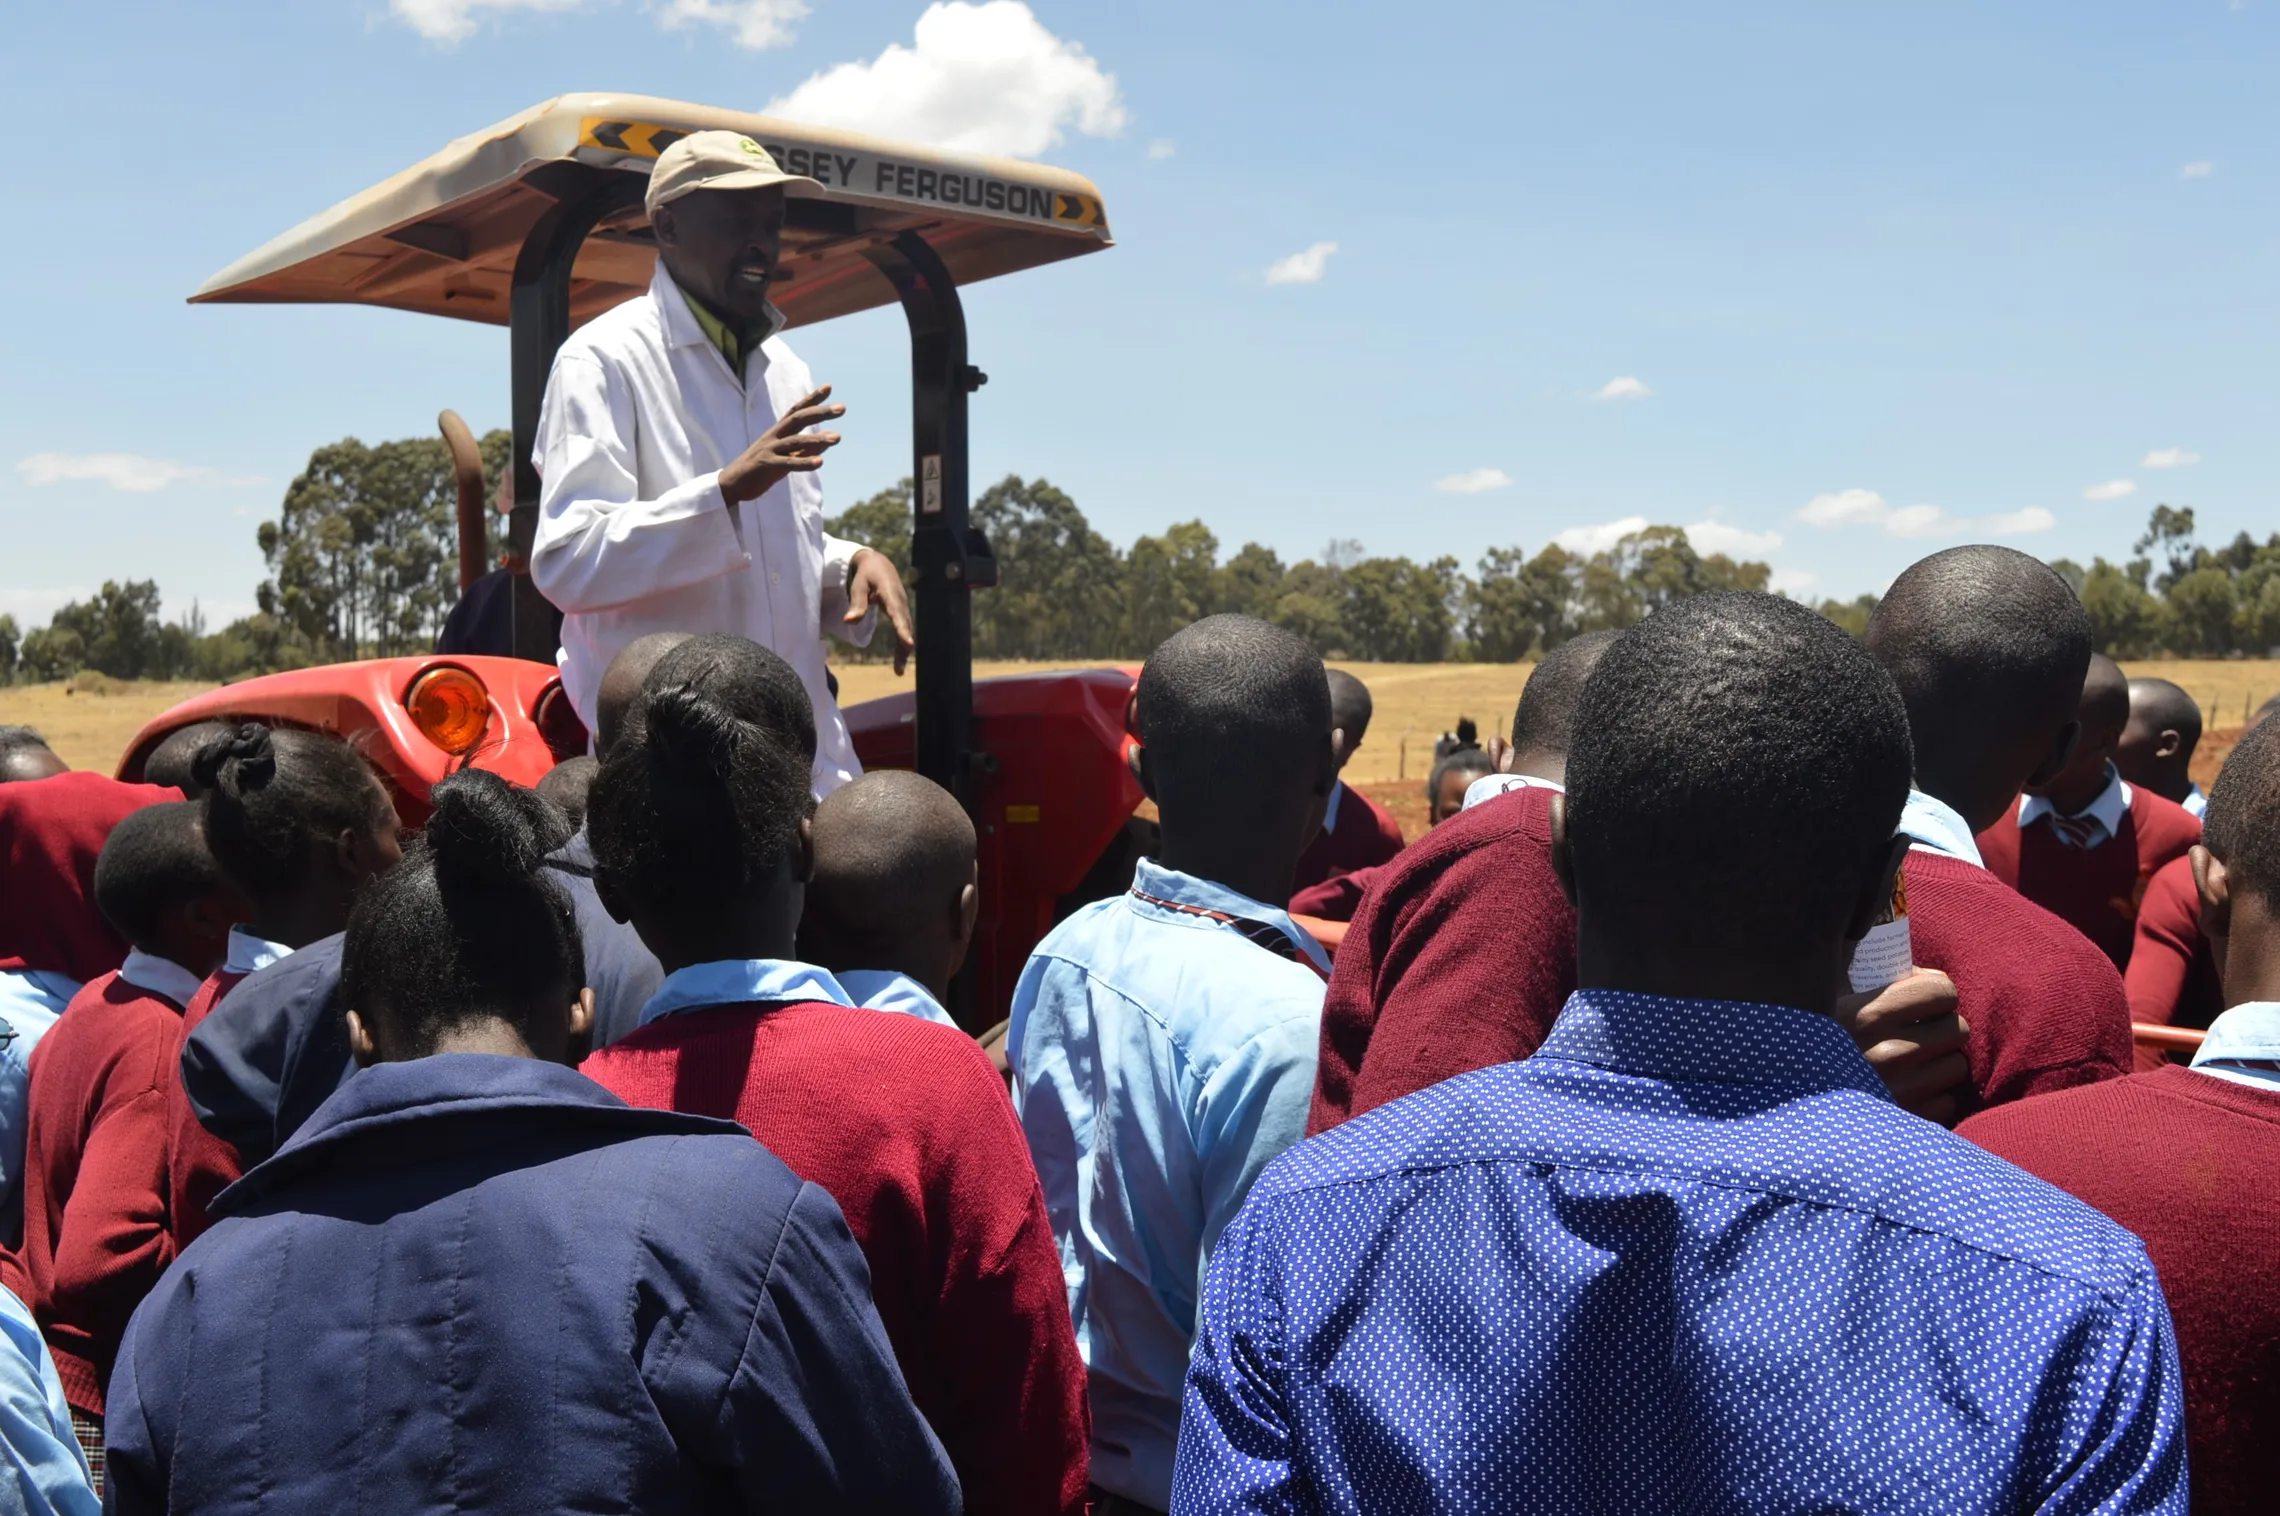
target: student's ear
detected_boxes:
[1844,834,1914,945]
[1329,725,1352,768]
[794,814,816,886]
[2025,720,2081,790]
[563,987,596,1067]
[650,203,678,250]
[1547,794,1578,908]
[346,1008,380,1068]
[2193,843,2231,938]
[953,867,980,947]
[2156,728,2185,760]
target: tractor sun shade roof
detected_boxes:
[190,92,1113,331]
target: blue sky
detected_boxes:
[2,0,2273,630]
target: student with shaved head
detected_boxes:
[2118,676,2208,817]
[1288,669,1405,900]
[1011,615,1337,1514]
[798,770,977,1027]
[1177,592,2186,1514]
[1963,713,2280,1515]
[1978,652,2202,970]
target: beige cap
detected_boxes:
[644,130,825,215]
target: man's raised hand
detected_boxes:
[719,386,845,504]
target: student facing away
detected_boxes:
[578,635,1090,1516]
[1173,592,2186,1515]
[161,726,403,1249]
[796,768,980,1028]
[1963,711,2280,1515]
[1011,614,1337,1515]
[13,803,235,1479]
[103,769,955,1514]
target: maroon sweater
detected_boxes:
[1307,792,2133,1134]
[15,972,186,1413]
[1961,1065,2280,1515]
[2125,854,2224,1068]
[1290,780,1405,896]
[162,971,250,1250]
[1978,785,2202,970]
[582,1000,1089,1516]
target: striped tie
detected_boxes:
[2044,811,2104,849]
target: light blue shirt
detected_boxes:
[837,970,960,1028]
[223,926,293,978]
[1899,786,1986,867]
[2189,1000,2280,1091]
[1008,857,1328,1509]
[117,949,202,1010]
[0,1286,95,1515]
[0,971,80,1249]
[638,958,854,1027]
[2181,783,2207,820]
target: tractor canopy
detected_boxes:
[190,92,1112,332]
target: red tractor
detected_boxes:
[122,93,1184,1024]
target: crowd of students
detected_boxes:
[0,540,2271,1512]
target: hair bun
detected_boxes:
[423,769,568,885]
[642,682,746,773]
[190,723,276,792]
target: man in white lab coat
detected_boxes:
[532,131,914,794]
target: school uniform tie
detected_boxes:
[2041,811,2107,849]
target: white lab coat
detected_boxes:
[531,261,874,793]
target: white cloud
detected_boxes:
[1771,568,1819,595]
[1265,240,1338,285]
[388,0,588,43]
[1797,487,1891,529]
[2181,160,2215,179]
[765,2,1126,158]
[1434,467,1512,495]
[1981,507,2060,537]
[1147,138,1176,160]
[1684,519,1784,557]
[2142,447,2200,468]
[1553,516,1650,555]
[15,452,262,493]
[2083,478,2137,501]
[390,0,803,47]
[1797,487,2056,541]
[1589,375,1653,402]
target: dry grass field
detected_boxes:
[7,658,2272,839]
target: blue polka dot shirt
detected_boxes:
[1171,989,2188,1514]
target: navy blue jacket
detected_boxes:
[180,832,663,1163]
[106,1055,958,1514]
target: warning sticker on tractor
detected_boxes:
[1004,805,1041,823]
[920,455,943,515]
[577,118,1109,237]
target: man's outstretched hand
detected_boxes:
[847,549,916,675]
[1836,967,1973,1125]
[720,385,844,505]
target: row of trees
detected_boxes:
[0,429,513,686]
[2,428,2263,685]
[2054,506,2280,659]
[825,476,1775,662]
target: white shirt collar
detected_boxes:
[1898,788,1985,868]
[835,969,960,1028]
[1461,772,1565,812]
[2182,784,2208,820]
[2018,763,2131,842]
[117,949,205,1009]
[650,260,786,361]
[2189,1001,2280,1092]
[639,958,854,1028]
[223,926,294,978]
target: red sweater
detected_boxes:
[1308,786,1575,1134]
[1307,792,2133,1135]
[15,972,185,1413]
[1290,780,1405,896]
[2125,854,2224,1070]
[163,971,249,1250]
[581,1000,1089,1516]
[1977,786,2202,970]
[1288,862,1385,924]
[1960,1065,2280,1515]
